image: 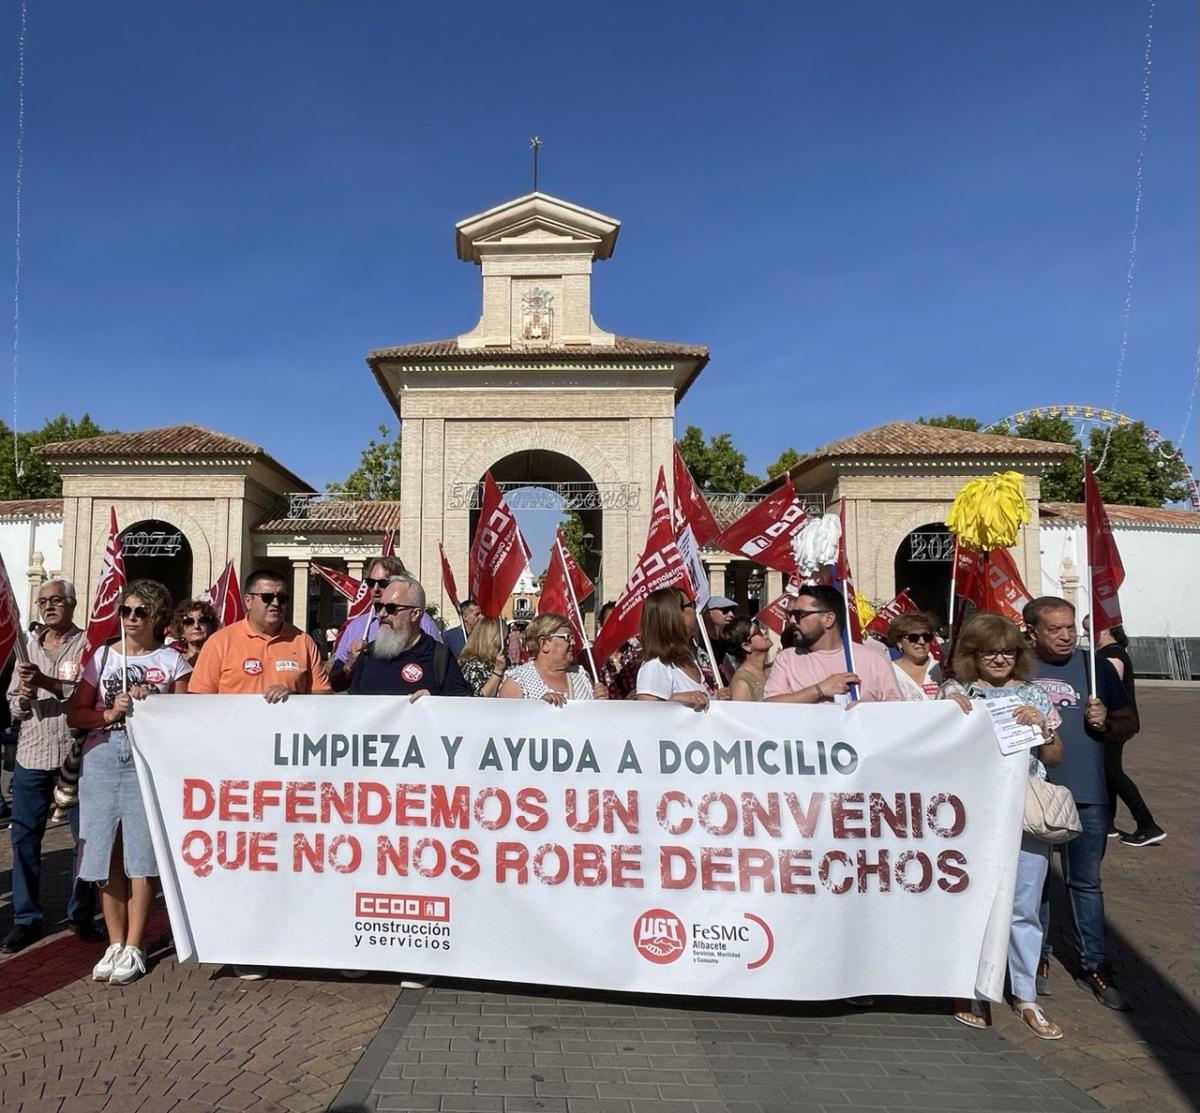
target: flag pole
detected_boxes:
[1081,507,1098,697]
[120,619,128,694]
[947,536,958,641]
[556,537,598,680]
[838,571,859,702]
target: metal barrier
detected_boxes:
[1128,637,1200,681]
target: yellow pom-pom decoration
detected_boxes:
[944,472,1031,552]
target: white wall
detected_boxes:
[1040,523,1200,638]
[0,517,65,630]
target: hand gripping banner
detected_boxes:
[129,698,1024,1002]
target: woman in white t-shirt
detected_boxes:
[635,588,710,711]
[888,612,943,701]
[68,579,191,987]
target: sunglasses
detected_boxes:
[681,601,696,611]
[787,608,830,620]
[118,605,150,620]
[545,631,574,643]
[249,592,290,606]
[36,596,69,608]
[902,633,935,644]
[374,601,420,616]
[365,577,390,589]
[978,648,1019,661]
[181,616,212,629]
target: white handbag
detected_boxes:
[1023,778,1082,843]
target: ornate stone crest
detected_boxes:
[520,286,554,344]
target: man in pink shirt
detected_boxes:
[764,584,901,704]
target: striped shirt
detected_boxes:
[5,625,86,770]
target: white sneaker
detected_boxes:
[235,965,268,981]
[399,974,429,990]
[108,945,146,986]
[92,943,124,982]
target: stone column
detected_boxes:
[706,556,729,598]
[291,559,310,630]
[346,559,366,581]
[764,569,783,604]
[25,551,47,628]
[1060,552,1079,612]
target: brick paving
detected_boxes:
[0,687,1195,1112]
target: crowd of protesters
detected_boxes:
[0,551,1164,1040]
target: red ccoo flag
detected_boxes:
[592,468,692,666]
[755,583,798,637]
[715,476,809,576]
[469,472,532,619]
[312,562,373,620]
[1084,460,1125,634]
[865,588,920,638]
[82,507,127,666]
[0,553,24,669]
[672,444,721,546]
[538,528,595,653]
[954,546,1031,628]
[438,542,461,615]
[201,560,245,628]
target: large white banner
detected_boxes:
[128,697,1025,1001]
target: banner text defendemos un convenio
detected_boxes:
[176,708,973,899]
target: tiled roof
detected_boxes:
[1040,502,1200,529]
[33,424,311,491]
[255,500,402,535]
[804,422,1076,461]
[0,498,63,519]
[368,335,709,362]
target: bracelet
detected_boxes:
[491,671,505,678]
[814,682,824,701]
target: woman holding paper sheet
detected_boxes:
[67,579,191,987]
[499,614,606,704]
[939,614,1065,1039]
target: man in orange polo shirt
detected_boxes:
[190,569,331,700]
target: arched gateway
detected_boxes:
[368,192,708,617]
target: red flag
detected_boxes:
[755,588,795,636]
[1084,460,1125,633]
[592,468,692,665]
[382,530,396,558]
[468,472,532,619]
[672,445,721,546]
[865,588,920,638]
[201,560,245,628]
[312,562,373,620]
[82,507,127,666]
[0,553,24,668]
[954,546,1031,627]
[833,497,863,645]
[715,476,809,575]
[538,529,595,654]
[438,542,461,615]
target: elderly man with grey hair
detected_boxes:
[348,575,472,698]
[2,577,99,953]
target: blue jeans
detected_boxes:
[1040,801,1108,971]
[9,761,94,926]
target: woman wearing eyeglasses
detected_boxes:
[888,613,943,700]
[499,614,607,706]
[725,616,773,702]
[937,614,1065,1040]
[169,599,219,666]
[635,588,711,711]
[67,579,191,987]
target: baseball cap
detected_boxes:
[704,596,737,611]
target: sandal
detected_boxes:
[952,999,990,1028]
[1014,1001,1064,1040]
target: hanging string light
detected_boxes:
[10,0,29,480]
[1096,0,1156,474]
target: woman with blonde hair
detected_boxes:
[457,617,508,697]
[635,588,709,711]
[938,613,1065,1039]
[499,614,606,705]
[68,579,191,986]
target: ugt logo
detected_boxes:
[634,908,686,965]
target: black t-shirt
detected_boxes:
[1097,643,1137,716]
[349,632,472,697]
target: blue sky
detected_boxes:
[2,2,1196,569]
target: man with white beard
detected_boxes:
[348,576,472,698]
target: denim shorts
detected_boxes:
[78,730,158,881]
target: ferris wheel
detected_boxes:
[987,404,1200,511]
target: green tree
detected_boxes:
[675,425,761,492]
[327,424,403,500]
[917,414,985,432]
[766,447,804,480]
[1083,423,1190,506]
[0,413,113,499]
[1012,413,1083,502]
[558,508,588,566]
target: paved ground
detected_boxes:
[1,688,1196,1113]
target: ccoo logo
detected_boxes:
[633,908,686,964]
